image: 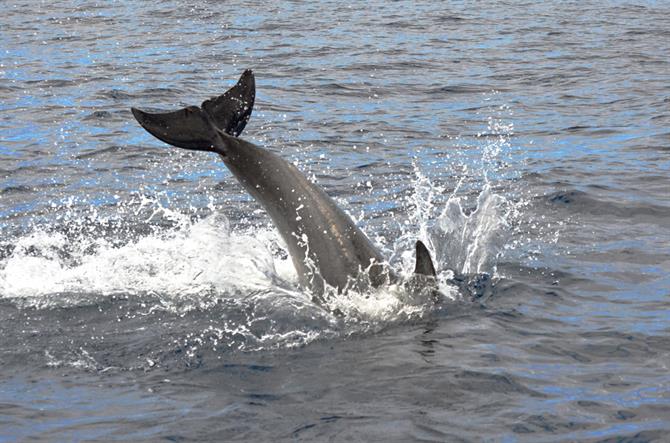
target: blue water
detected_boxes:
[1,1,669,441]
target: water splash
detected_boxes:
[0,200,297,309]
[434,184,511,275]
[0,97,533,359]
[391,95,529,282]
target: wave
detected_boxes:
[545,189,670,223]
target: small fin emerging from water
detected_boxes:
[402,240,441,305]
[414,240,437,277]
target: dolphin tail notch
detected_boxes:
[414,240,437,277]
[130,69,255,153]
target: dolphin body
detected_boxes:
[131,70,437,297]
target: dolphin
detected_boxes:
[131,69,437,297]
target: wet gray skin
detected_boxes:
[131,70,435,297]
[220,135,393,294]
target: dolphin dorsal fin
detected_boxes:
[414,240,436,277]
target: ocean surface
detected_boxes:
[1,1,669,441]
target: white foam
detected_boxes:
[0,211,298,310]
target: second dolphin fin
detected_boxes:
[414,240,437,277]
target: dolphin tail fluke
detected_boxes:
[130,69,255,153]
[414,240,437,277]
[131,106,222,153]
[201,69,255,137]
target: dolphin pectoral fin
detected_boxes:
[414,240,437,277]
[131,106,222,153]
[201,69,255,137]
